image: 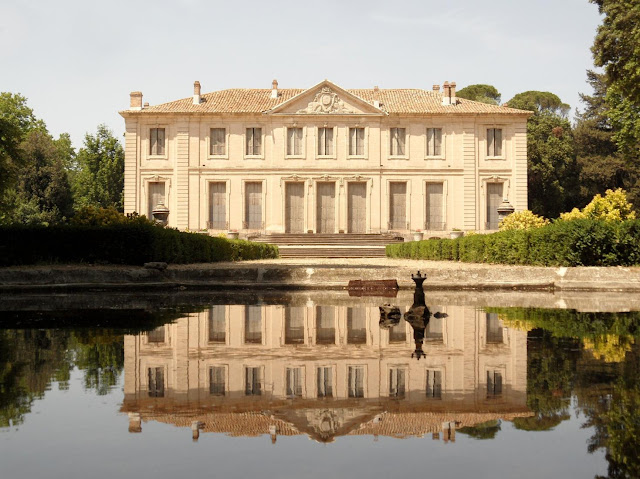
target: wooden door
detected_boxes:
[208,182,226,230]
[316,182,335,233]
[285,182,305,233]
[389,182,407,230]
[348,182,367,233]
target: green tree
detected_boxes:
[507,90,571,117]
[590,0,640,188]
[456,84,501,105]
[74,125,125,211]
[506,91,577,217]
[2,130,74,225]
[0,93,46,210]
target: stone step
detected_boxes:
[249,233,404,246]
[278,247,387,258]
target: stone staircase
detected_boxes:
[247,233,405,258]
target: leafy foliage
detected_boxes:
[387,218,640,266]
[456,84,501,105]
[506,91,571,117]
[73,125,124,212]
[0,221,279,266]
[499,210,549,231]
[560,188,636,221]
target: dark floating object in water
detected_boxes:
[348,279,399,297]
[379,304,401,329]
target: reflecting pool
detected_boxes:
[1,291,639,479]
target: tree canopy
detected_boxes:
[456,84,501,105]
[506,91,571,117]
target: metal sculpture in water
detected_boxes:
[379,271,447,360]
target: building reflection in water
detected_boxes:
[122,303,530,443]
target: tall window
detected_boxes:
[347,307,367,344]
[317,367,333,398]
[148,367,164,397]
[316,306,335,344]
[426,370,442,399]
[425,314,443,342]
[244,182,262,229]
[348,366,365,398]
[389,182,407,230]
[286,127,303,156]
[244,306,262,344]
[147,326,165,344]
[426,128,442,156]
[150,128,166,156]
[245,367,262,396]
[209,367,225,396]
[208,305,226,343]
[286,368,303,397]
[487,128,503,157]
[349,127,365,156]
[246,127,262,156]
[425,183,444,230]
[389,322,407,343]
[389,368,406,398]
[210,128,226,156]
[285,307,305,345]
[487,370,503,397]
[148,182,165,219]
[208,182,226,230]
[318,127,334,156]
[389,127,406,156]
[486,313,504,344]
[486,183,504,229]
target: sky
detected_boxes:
[1,0,603,149]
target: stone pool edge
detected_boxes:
[1,261,640,293]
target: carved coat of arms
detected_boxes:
[297,87,355,114]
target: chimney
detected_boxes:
[130,91,142,110]
[432,84,440,92]
[442,81,454,106]
[271,79,278,99]
[450,82,456,102]
[143,102,149,108]
[193,81,201,105]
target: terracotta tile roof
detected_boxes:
[129,88,530,115]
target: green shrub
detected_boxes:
[0,224,278,266]
[385,219,640,267]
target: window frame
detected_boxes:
[389,127,408,159]
[347,126,367,159]
[425,127,444,159]
[207,126,228,159]
[148,126,168,159]
[244,126,264,159]
[285,126,305,158]
[316,126,336,159]
[486,127,505,159]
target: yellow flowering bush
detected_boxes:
[499,210,549,231]
[560,188,636,222]
[583,334,634,363]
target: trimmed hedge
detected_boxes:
[0,224,279,266]
[386,219,640,266]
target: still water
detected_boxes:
[1,290,639,479]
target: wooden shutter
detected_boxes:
[316,305,335,344]
[486,183,503,229]
[426,183,444,230]
[208,305,226,342]
[494,128,503,156]
[285,306,305,344]
[347,307,367,344]
[208,182,226,229]
[245,182,262,229]
[389,182,407,230]
[244,306,262,344]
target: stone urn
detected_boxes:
[226,231,239,240]
[412,231,424,242]
[450,230,464,239]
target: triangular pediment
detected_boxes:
[267,80,385,116]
